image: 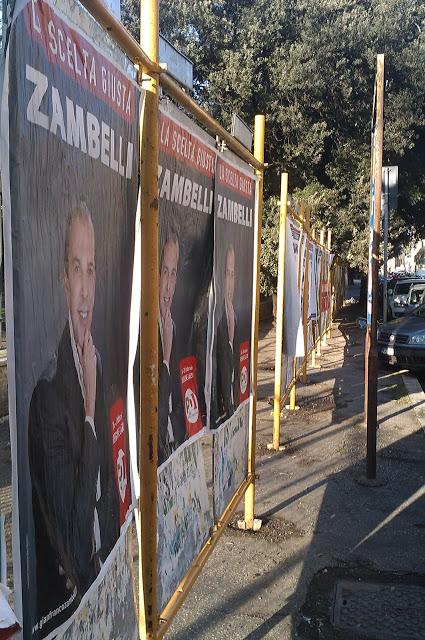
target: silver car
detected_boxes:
[377,303,425,370]
[389,278,425,318]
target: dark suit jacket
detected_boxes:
[214,309,240,427]
[28,322,119,636]
[158,323,185,466]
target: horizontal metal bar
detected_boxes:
[157,474,254,637]
[78,0,163,73]
[78,0,263,171]
[160,75,263,171]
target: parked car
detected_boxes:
[405,283,425,314]
[389,278,425,319]
[377,303,425,370]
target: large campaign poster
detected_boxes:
[1,0,141,637]
[281,214,304,396]
[157,105,215,467]
[211,155,256,519]
[156,105,214,612]
[320,249,331,334]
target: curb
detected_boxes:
[401,372,425,430]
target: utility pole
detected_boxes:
[364,54,384,481]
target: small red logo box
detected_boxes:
[110,398,131,526]
[180,356,203,437]
[239,341,250,402]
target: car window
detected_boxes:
[410,288,425,304]
[395,282,412,294]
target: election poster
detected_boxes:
[1,0,141,636]
[211,154,256,518]
[157,104,215,468]
[211,156,256,429]
[308,241,317,347]
[281,214,304,396]
[157,439,211,612]
[320,249,331,334]
[156,104,214,612]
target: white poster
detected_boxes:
[284,216,304,359]
[157,439,212,612]
[213,399,249,520]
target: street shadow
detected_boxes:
[168,302,425,639]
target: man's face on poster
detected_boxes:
[225,247,235,307]
[159,240,178,320]
[64,215,96,350]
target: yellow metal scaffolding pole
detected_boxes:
[270,173,288,451]
[302,207,311,384]
[242,115,265,530]
[139,0,159,638]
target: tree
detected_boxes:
[122,0,425,287]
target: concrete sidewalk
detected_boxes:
[168,303,425,639]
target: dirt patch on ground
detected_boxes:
[227,515,306,543]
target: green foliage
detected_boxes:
[260,197,280,296]
[122,0,425,292]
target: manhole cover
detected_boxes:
[332,579,425,639]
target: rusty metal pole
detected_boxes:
[365,54,384,481]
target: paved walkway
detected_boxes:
[168,303,425,639]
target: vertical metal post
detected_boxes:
[383,168,389,323]
[302,208,311,383]
[365,54,384,481]
[326,229,332,338]
[271,174,288,451]
[243,115,265,529]
[288,379,296,410]
[139,0,159,637]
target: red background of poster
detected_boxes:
[110,398,131,526]
[179,356,203,437]
[239,341,250,403]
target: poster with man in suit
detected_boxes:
[211,155,256,518]
[1,0,141,637]
[157,105,215,466]
[211,156,256,428]
[156,104,215,612]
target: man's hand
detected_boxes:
[163,308,173,365]
[78,329,97,420]
[227,301,235,345]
